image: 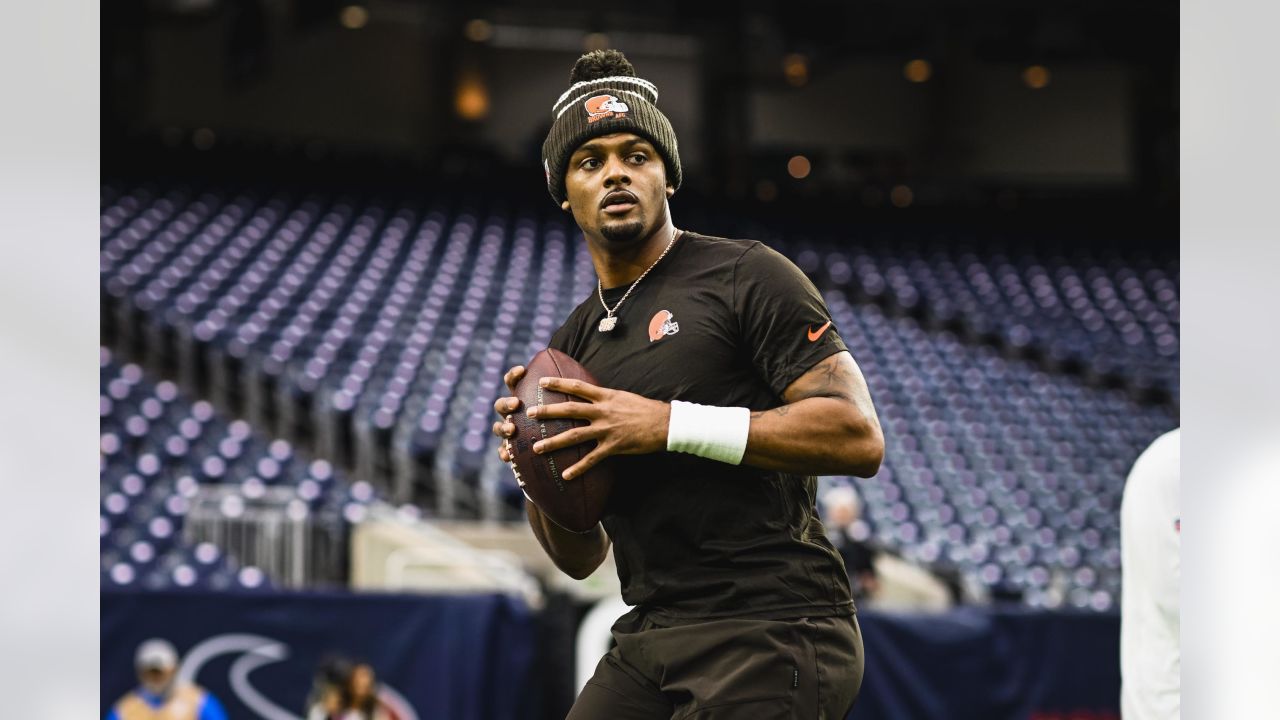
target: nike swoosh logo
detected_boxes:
[807,320,832,342]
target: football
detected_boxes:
[507,348,614,533]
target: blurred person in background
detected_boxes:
[820,484,881,602]
[495,49,882,719]
[305,656,396,720]
[106,638,228,720]
[306,684,346,720]
[1120,428,1180,719]
[306,654,353,720]
[344,661,394,720]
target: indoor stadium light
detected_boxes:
[783,53,809,87]
[192,128,216,150]
[755,180,778,202]
[464,19,493,42]
[904,59,932,83]
[455,71,490,121]
[1023,64,1051,89]
[891,184,914,208]
[787,155,811,179]
[340,4,369,30]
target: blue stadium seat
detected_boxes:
[99,348,373,591]
[101,183,1177,610]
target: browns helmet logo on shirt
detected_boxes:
[584,94,630,124]
[648,310,679,342]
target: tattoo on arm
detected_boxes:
[792,354,860,404]
[750,405,791,420]
[748,353,880,427]
[776,352,881,430]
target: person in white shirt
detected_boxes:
[1120,428,1180,719]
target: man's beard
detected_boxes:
[599,218,645,244]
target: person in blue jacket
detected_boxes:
[106,638,228,720]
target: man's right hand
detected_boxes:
[492,363,610,578]
[492,365,525,463]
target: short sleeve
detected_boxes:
[733,242,848,396]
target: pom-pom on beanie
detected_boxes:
[541,49,682,206]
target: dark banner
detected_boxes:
[101,590,536,720]
[855,608,1121,720]
[103,591,1119,720]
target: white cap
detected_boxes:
[820,484,860,513]
[135,638,178,670]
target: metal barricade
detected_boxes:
[183,484,348,587]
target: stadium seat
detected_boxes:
[101,183,1177,609]
[100,346,373,590]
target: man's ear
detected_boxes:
[665,184,675,198]
[560,200,571,212]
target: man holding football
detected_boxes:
[492,49,884,719]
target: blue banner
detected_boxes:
[101,590,537,720]
[103,591,1120,720]
[855,608,1121,720]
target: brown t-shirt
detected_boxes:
[550,231,856,622]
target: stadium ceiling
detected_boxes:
[140,0,1172,66]
[442,0,1172,65]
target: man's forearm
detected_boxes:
[525,500,610,580]
[521,352,883,483]
[743,396,884,477]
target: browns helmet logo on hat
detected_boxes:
[648,310,679,342]
[584,94,630,124]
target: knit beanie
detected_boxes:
[541,49,682,206]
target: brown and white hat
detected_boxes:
[541,49,682,205]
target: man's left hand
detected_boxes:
[525,377,670,481]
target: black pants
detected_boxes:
[567,612,864,720]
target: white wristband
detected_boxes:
[666,400,751,465]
